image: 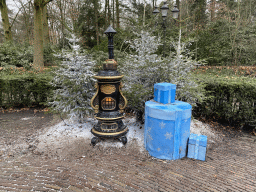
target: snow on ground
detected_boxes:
[190,119,216,139]
[36,117,216,153]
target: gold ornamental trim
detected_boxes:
[99,81,120,84]
[90,83,99,113]
[91,127,128,136]
[95,115,125,121]
[94,75,124,80]
[100,122,118,131]
[119,83,128,110]
[101,84,116,94]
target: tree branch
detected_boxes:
[10,0,32,28]
[10,9,20,28]
[43,0,54,6]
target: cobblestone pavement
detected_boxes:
[1,110,256,191]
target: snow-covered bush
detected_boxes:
[119,31,205,116]
[49,39,96,122]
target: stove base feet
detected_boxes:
[120,136,127,145]
[91,137,100,146]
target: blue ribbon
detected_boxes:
[194,136,200,159]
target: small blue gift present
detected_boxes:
[187,133,207,161]
[154,83,176,104]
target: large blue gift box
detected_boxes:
[187,133,207,161]
[145,100,192,160]
[145,82,192,160]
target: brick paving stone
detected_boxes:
[45,184,62,190]
[62,189,76,192]
[68,186,85,192]
[0,129,256,192]
[82,187,94,192]
[52,180,70,188]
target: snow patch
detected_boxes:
[190,119,215,137]
[37,117,215,153]
[21,117,32,121]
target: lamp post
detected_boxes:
[160,2,169,57]
[153,6,160,15]
[153,1,179,57]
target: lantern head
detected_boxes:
[153,6,160,15]
[172,5,179,19]
[160,2,169,20]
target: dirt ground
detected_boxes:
[1,109,256,191]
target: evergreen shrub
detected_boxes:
[0,42,33,69]
[0,71,53,108]
[119,31,205,120]
[49,52,95,122]
[194,74,256,130]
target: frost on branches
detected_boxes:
[120,31,205,114]
[50,51,96,123]
[119,31,162,112]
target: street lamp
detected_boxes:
[152,6,160,15]
[172,5,179,19]
[160,1,169,20]
[160,1,169,57]
[154,1,179,57]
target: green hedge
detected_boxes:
[194,74,256,129]
[0,73,54,108]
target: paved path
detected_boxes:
[0,133,256,192]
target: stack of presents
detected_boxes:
[144,83,207,161]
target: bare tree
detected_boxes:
[0,0,13,42]
[17,0,34,44]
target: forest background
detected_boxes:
[0,0,256,131]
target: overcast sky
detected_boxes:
[5,0,163,13]
[4,0,177,18]
[7,0,19,12]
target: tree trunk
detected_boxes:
[94,0,99,45]
[56,0,66,48]
[33,0,44,69]
[0,0,13,42]
[108,0,111,26]
[176,0,180,9]
[105,0,108,28]
[43,5,50,47]
[33,0,53,69]
[210,0,216,21]
[19,0,31,43]
[112,0,115,28]
[116,0,120,28]
[143,2,146,27]
[176,0,180,20]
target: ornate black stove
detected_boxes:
[90,26,128,146]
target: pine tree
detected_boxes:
[49,34,96,122]
[119,31,205,115]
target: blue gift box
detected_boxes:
[154,83,176,104]
[144,100,192,160]
[187,133,207,161]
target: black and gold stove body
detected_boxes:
[90,26,128,145]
